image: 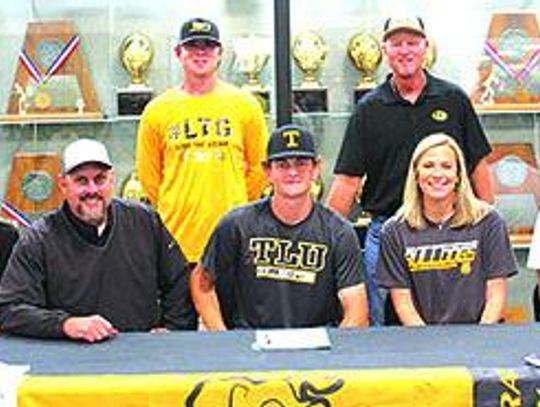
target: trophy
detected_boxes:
[486,143,540,243]
[423,37,437,70]
[5,20,101,120]
[233,35,271,113]
[120,171,149,204]
[292,31,328,112]
[117,32,154,115]
[469,56,498,105]
[5,152,63,215]
[479,11,540,106]
[347,31,382,104]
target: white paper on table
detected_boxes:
[252,327,332,351]
[0,362,30,407]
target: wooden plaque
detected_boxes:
[487,143,540,239]
[5,20,101,120]
[483,12,540,104]
[5,152,63,214]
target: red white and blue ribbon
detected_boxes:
[0,199,31,228]
[18,35,80,85]
[484,40,540,83]
[516,47,540,82]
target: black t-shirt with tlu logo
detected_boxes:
[334,72,491,217]
[376,210,518,324]
[202,197,364,329]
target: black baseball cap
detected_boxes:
[179,17,221,46]
[267,124,317,161]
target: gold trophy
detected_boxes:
[117,32,154,115]
[120,171,149,204]
[423,37,437,70]
[233,35,271,113]
[347,31,382,104]
[470,56,497,105]
[292,31,328,112]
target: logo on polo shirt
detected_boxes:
[431,109,448,122]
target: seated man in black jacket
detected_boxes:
[0,139,196,342]
[0,219,18,279]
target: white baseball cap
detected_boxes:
[383,16,426,41]
[63,138,112,174]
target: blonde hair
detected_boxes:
[400,133,491,229]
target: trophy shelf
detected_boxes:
[0,112,103,124]
[475,103,540,113]
[510,233,532,248]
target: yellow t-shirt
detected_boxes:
[136,81,268,262]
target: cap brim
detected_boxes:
[179,36,222,46]
[383,27,425,41]
[64,161,112,175]
[267,152,316,161]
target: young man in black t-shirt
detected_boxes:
[191,124,368,329]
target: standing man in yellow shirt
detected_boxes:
[136,18,268,264]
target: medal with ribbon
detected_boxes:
[18,35,80,85]
[484,38,540,83]
[0,199,31,228]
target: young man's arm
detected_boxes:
[338,284,368,327]
[190,264,227,331]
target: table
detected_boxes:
[2,324,540,406]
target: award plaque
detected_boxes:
[347,32,382,104]
[291,31,328,112]
[5,152,62,214]
[117,32,155,116]
[486,143,540,242]
[4,20,101,121]
[233,35,271,113]
[478,11,540,108]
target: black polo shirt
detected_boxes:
[334,72,491,217]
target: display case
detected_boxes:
[1,1,540,320]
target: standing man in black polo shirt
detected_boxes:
[326,16,493,326]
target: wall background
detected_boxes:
[0,0,538,320]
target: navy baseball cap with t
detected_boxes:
[267,124,317,161]
[179,18,221,46]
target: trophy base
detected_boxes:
[354,88,373,105]
[117,88,153,116]
[250,90,270,113]
[293,88,328,113]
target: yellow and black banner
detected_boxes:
[19,367,472,407]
